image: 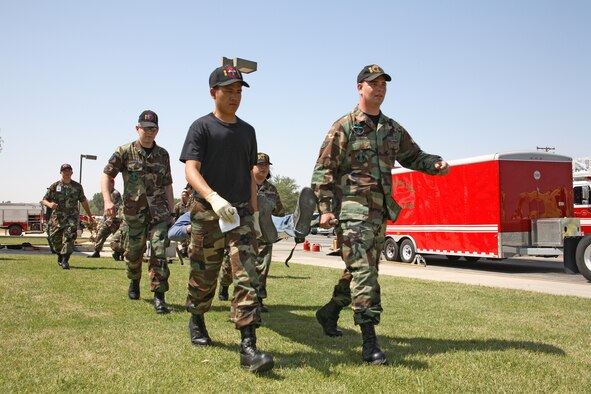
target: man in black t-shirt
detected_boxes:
[179,65,273,374]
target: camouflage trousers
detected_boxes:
[49,218,78,256]
[125,212,170,293]
[218,241,272,299]
[330,220,386,325]
[186,201,260,329]
[94,217,121,252]
[110,221,128,254]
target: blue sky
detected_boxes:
[1,0,589,204]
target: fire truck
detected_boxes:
[383,151,591,281]
[0,203,44,236]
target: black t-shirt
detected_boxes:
[179,113,257,204]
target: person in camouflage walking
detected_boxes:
[311,64,450,365]
[179,65,274,373]
[87,178,122,258]
[42,163,94,270]
[101,110,175,315]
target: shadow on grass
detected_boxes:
[267,274,311,280]
[69,265,126,271]
[254,303,565,375]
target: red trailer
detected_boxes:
[384,151,591,281]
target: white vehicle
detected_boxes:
[0,203,44,235]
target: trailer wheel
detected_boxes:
[383,238,399,261]
[8,224,23,236]
[575,235,591,281]
[399,239,416,263]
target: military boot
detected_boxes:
[153,292,170,314]
[60,254,71,270]
[87,251,100,258]
[188,314,212,346]
[257,195,277,243]
[128,279,140,300]
[360,323,387,365]
[57,254,63,267]
[218,285,229,301]
[240,325,274,373]
[112,251,121,261]
[316,300,343,337]
[293,187,317,238]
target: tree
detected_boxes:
[88,192,104,215]
[271,175,300,213]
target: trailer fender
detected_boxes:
[575,234,591,281]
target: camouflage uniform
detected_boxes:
[218,180,285,298]
[311,105,443,325]
[186,201,260,328]
[104,141,173,293]
[93,190,123,253]
[43,180,88,256]
[254,180,285,298]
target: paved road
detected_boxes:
[272,235,591,299]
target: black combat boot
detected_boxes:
[293,187,317,238]
[360,323,387,365]
[60,254,71,270]
[218,285,229,301]
[188,314,212,346]
[315,300,343,337]
[87,251,100,258]
[112,251,121,261]
[128,279,140,300]
[258,297,269,313]
[239,325,274,373]
[57,254,63,267]
[153,292,170,314]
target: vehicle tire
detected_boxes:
[465,256,480,262]
[383,238,399,261]
[446,255,461,261]
[399,239,416,263]
[8,224,23,236]
[575,235,591,281]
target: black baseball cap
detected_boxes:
[357,64,392,83]
[138,110,158,128]
[257,152,272,165]
[60,163,72,172]
[209,66,250,88]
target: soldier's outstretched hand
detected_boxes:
[435,160,450,175]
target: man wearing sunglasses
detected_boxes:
[101,110,175,315]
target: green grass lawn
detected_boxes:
[1,253,590,393]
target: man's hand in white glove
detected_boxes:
[252,211,262,238]
[205,192,237,223]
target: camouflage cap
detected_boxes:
[257,152,272,165]
[357,64,392,83]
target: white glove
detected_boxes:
[252,211,262,238]
[205,192,237,223]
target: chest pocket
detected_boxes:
[349,138,374,170]
[383,133,400,164]
[127,160,144,182]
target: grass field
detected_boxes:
[1,253,590,393]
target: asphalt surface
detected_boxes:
[3,233,591,298]
[272,235,591,299]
